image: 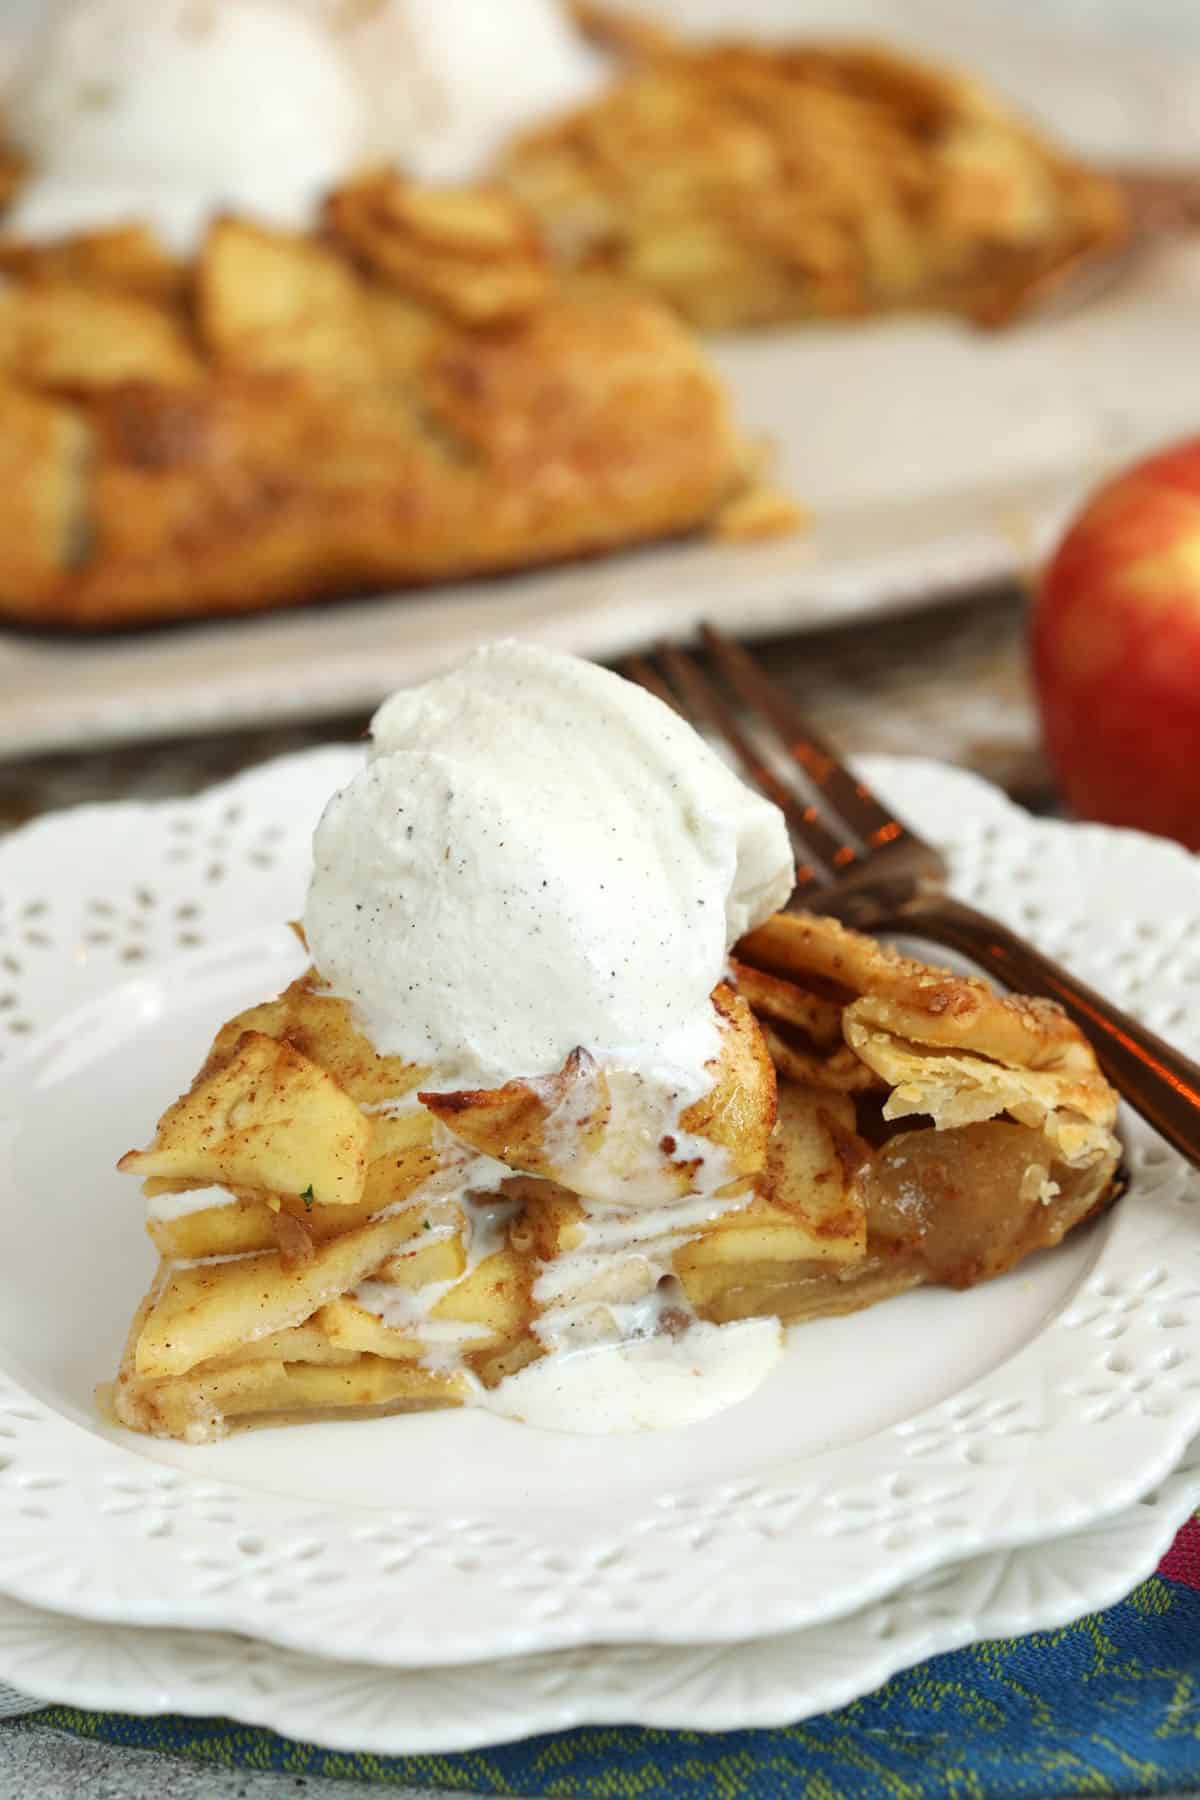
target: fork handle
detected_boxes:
[886,894,1200,1170]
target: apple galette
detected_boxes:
[502,32,1129,331]
[108,912,1121,1442]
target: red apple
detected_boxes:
[1032,438,1200,849]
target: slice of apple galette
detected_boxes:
[109,912,1120,1443]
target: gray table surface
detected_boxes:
[0,1721,466,1800]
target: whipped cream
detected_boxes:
[305,641,794,1096]
[5,0,608,251]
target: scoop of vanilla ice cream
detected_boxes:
[319,0,610,185]
[6,0,368,250]
[304,643,794,1091]
[5,0,608,250]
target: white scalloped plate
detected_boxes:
[0,1443,1197,1751]
[0,751,1197,1669]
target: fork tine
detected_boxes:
[621,653,680,714]
[700,624,913,855]
[628,645,852,887]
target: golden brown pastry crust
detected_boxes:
[0,176,749,629]
[736,911,1119,1170]
[502,35,1128,331]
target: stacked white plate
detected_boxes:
[0,748,1197,1751]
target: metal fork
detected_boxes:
[625,624,1200,1170]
